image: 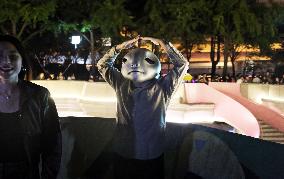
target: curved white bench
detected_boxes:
[33,80,262,137]
[32,80,217,124]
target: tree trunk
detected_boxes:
[231,59,236,78]
[210,36,216,77]
[18,22,28,39]
[22,27,47,45]
[1,26,8,34]
[12,21,17,36]
[231,50,236,78]
[230,45,240,79]
[185,39,189,62]
[210,35,221,78]
[222,38,229,77]
[217,35,221,66]
[188,43,193,63]
[211,61,217,78]
[216,35,221,76]
[89,30,96,64]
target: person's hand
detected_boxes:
[115,36,140,52]
[139,37,167,51]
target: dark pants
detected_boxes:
[0,162,29,179]
[113,153,164,179]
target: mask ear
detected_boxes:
[145,57,155,64]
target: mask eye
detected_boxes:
[145,58,155,64]
[122,58,127,63]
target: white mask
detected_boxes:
[121,48,161,82]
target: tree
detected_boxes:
[219,0,258,77]
[248,2,283,57]
[0,0,56,44]
[229,44,246,77]
[204,0,224,78]
[56,0,132,64]
[135,0,208,63]
[205,0,263,78]
[131,0,170,56]
[210,35,221,78]
[223,0,283,78]
[165,0,209,62]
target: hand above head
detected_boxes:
[115,36,140,52]
[139,37,167,51]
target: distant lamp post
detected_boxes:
[71,35,81,49]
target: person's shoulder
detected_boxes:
[20,80,49,94]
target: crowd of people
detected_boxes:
[184,72,284,85]
[33,49,102,81]
[28,45,284,87]
[31,48,284,86]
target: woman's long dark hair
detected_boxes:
[0,35,32,81]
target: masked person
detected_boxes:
[0,35,61,179]
[98,36,188,179]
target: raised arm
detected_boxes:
[140,37,189,96]
[97,36,140,88]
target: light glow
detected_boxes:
[256,94,265,104]
[71,36,81,45]
[71,36,81,49]
[166,116,226,124]
[262,97,284,103]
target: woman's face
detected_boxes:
[0,41,22,82]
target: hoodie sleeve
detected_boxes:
[161,42,189,98]
[97,47,124,89]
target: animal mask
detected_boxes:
[121,48,161,82]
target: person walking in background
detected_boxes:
[0,35,61,179]
[98,36,188,179]
[279,74,284,85]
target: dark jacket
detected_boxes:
[18,80,61,179]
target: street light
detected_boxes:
[71,35,81,49]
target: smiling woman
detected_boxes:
[0,42,22,81]
[0,35,61,179]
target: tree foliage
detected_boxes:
[136,0,168,38]
[54,0,132,63]
[208,0,262,77]
[0,0,282,73]
[133,0,209,62]
[166,0,209,60]
[0,0,56,44]
[56,0,131,41]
